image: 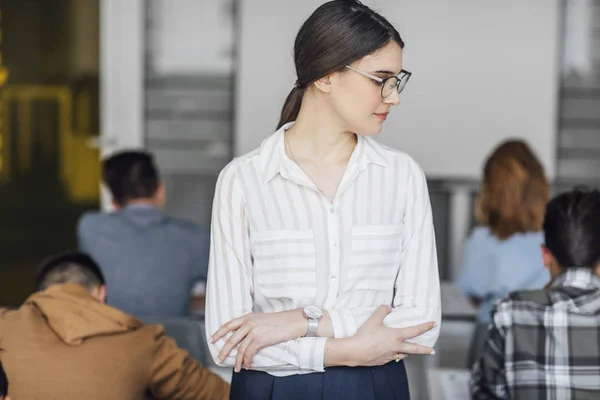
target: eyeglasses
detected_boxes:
[345,65,412,98]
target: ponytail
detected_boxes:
[277,86,305,129]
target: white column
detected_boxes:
[448,187,472,280]
[100,0,145,155]
[99,0,145,210]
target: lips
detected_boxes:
[374,113,389,121]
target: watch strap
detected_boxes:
[306,318,319,337]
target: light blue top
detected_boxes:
[456,226,550,323]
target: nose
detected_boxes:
[384,89,401,106]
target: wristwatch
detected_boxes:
[302,306,323,337]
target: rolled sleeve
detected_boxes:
[298,337,328,372]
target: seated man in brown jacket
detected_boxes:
[0,252,229,400]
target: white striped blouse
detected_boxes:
[206,122,441,377]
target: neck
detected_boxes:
[552,264,600,279]
[116,198,160,210]
[286,94,356,164]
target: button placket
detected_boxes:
[324,202,340,308]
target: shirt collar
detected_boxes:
[259,121,389,184]
[124,203,158,211]
[259,122,289,184]
[550,267,600,291]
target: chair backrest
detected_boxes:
[426,367,471,400]
[141,317,210,367]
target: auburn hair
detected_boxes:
[476,140,549,239]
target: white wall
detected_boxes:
[235,0,560,179]
[150,0,234,75]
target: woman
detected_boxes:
[456,140,550,366]
[205,1,440,399]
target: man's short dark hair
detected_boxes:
[36,252,106,291]
[544,187,600,269]
[102,151,159,206]
[0,359,8,397]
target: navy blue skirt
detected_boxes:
[230,361,410,400]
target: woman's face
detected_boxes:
[330,41,404,136]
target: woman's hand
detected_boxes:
[351,305,436,366]
[211,309,306,371]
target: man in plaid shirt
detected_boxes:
[471,188,600,399]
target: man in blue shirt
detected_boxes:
[77,151,209,317]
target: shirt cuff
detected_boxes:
[328,309,358,338]
[298,337,328,372]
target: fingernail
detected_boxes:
[432,322,437,328]
[235,367,240,373]
[429,350,436,355]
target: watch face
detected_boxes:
[304,306,323,320]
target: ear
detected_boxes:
[111,200,122,211]
[313,74,333,94]
[155,182,166,207]
[92,285,107,303]
[540,244,552,270]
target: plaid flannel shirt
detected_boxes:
[471,268,600,399]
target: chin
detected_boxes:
[357,124,383,137]
[345,116,384,136]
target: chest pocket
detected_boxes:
[252,229,317,299]
[345,224,403,292]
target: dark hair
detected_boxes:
[36,251,106,291]
[277,0,404,129]
[476,140,549,239]
[543,188,600,269]
[102,151,159,206]
[0,359,7,397]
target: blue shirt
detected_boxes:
[456,226,550,323]
[77,204,210,317]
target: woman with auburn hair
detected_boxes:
[456,140,551,365]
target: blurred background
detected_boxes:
[0,0,598,398]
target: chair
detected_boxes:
[426,367,471,400]
[141,316,212,367]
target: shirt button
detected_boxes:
[329,208,335,214]
[331,241,337,247]
[331,276,337,281]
